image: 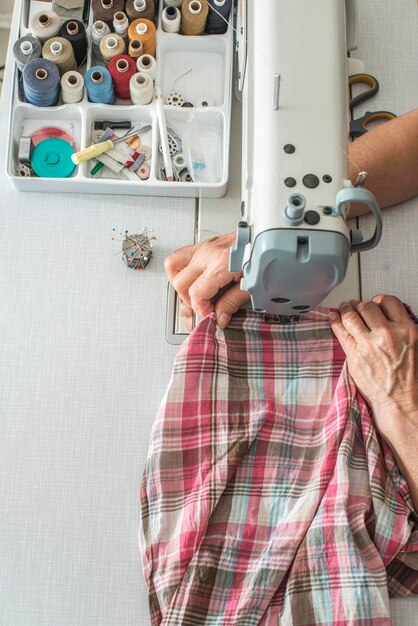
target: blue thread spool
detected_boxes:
[31,138,76,178]
[205,0,232,34]
[84,66,115,103]
[22,58,60,106]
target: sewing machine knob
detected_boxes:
[304,210,320,225]
[284,194,306,225]
[350,229,364,246]
[229,220,250,272]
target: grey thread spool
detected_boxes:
[30,11,61,43]
[91,20,110,51]
[113,11,129,41]
[13,35,42,71]
[42,37,77,75]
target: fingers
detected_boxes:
[215,284,250,329]
[188,250,240,318]
[170,262,206,308]
[338,301,370,340]
[351,299,388,330]
[164,243,199,280]
[179,299,194,332]
[329,311,356,354]
[371,294,411,322]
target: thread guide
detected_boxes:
[6,0,234,197]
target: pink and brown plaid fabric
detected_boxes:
[139,308,418,625]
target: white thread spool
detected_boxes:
[30,11,61,43]
[129,72,154,104]
[61,70,84,103]
[162,6,181,32]
[164,0,184,7]
[91,20,110,50]
[136,54,157,81]
[113,11,129,41]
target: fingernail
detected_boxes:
[329,312,339,321]
[217,313,230,329]
[340,301,349,309]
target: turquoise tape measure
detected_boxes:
[31,138,76,178]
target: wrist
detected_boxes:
[371,398,418,442]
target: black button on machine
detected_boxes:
[304,210,320,225]
[302,174,320,188]
[284,177,296,187]
[283,144,296,154]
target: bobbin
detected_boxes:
[166,91,184,107]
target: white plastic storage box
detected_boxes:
[4,0,234,197]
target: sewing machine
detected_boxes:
[230,0,383,319]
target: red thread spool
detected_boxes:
[108,54,137,99]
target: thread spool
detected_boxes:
[125,0,156,24]
[128,19,157,57]
[58,19,88,66]
[164,0,184,7]
[85,66,115,103]
[181,0,208,35]
[113,12,129,42]
[30,11,61,43]
[129,72,154,104]
[91,20,111,51]
[91,0,126,27]
[13,35,42,72]
[61,70,84,103]
[162,6,181,33]
[128,39,143,59]
[99,33,126,65]
[136,54,156,81]
[23,58,61,106]
[109,54,137,99]
[42,37,77,76]
[205,0,232,34]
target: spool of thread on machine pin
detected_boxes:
[91,0,126,27]
[58,19,88,66]
[125,0,156,24]
[129,72,153,104]
[100,33,126,65]
[13,35,42,72]
[128,39,143,60]
[91,20,110,52]
[85,65,115,103]
[61,70,84,103]
[181,0,208,35]
[42,37,77,75]
[23,58,61,106]
[109,54,137,99]
[205,0,232,34]
[113,12,129,42]
[128,19,156,57]
[136,54,156,81]
[30,11,61,43]
[162,6,181,33]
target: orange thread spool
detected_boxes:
[127,18,156,57]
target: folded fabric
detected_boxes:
[139,308,418,625]
[52,0,84,21]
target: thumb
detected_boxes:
[215,284,250,329]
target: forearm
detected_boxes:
[348,108,418,217]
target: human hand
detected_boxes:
[164,233,250,330]
[330,295,418,443]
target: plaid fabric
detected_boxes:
[139,308,418,625]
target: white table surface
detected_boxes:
[1,1,417,625]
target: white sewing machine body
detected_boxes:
[230,0,382,318]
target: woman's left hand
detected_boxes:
[330,295,418,444]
